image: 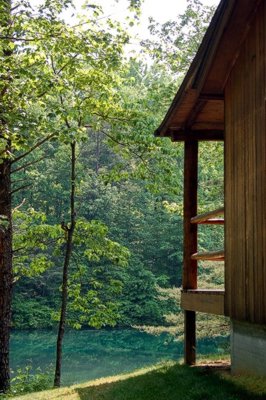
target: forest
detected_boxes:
[0,0,227,395]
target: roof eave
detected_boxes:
[155,0,233,138]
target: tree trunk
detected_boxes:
[95,131,100,175]
[0,159,12,393]
[54,141,76,387]
[0,1,13,391]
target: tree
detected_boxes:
[0,0,94,391]
[53,140,133,386]
[0,0,222,391]
[0,0,137,388]
[34,8,131,385]
[53,141,76,387]
[0,0,16,391]
[141,0,215,76]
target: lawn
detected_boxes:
[10,361,266,400]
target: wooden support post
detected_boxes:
[185,311,196,363]
[183,139,198,365]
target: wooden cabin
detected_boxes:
[155,0,266,375]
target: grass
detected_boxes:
[10,361,266,400]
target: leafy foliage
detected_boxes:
[4,0,224,339]
[141,0,215,75]
[8,365,52,397]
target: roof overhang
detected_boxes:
[155,0,262,141]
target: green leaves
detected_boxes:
[13,209,61,279]
[141,0,215,76]
[9,0,224,336]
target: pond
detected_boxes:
[10,329,229,386]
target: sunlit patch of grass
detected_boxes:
[11,361,266,400]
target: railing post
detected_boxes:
[183,139,198,365]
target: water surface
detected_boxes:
[10,329,229,386]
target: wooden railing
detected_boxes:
[191,249,224,261]
[181,207,225,323]
[190,207,224,261]
[181,289,225,315]
[190,207,224,225]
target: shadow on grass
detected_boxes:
[76,363,266,400]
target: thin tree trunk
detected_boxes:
[0,0,13,392]
[0,159,12,394]
[95,131,100,175]
[54,141,76,388]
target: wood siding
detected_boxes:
[225,1,266,323]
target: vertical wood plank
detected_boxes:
[257,2,266,322]
[224,78,231,317]
[225,48,247,321]
[252,8,262,322]
[183,139,198,364]
[245,25,256,322]
[263,2,266,321]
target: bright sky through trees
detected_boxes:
[29,0,220,58]
[33,0,220,38]
[53,0,220,56]
[94,0,220,37]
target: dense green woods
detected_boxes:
[12,139,224,330]
[0,0,225,393]
[12,128,183,329]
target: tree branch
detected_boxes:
[11,156,46,174]
[92,111,129,122]
[12,246,28,254]
[10,4,20,12]
[11,177,33,185]
[0,35,39,42]
[11,133,55,164]
[99,129,155,177]
[100,129,146,162]
[59,95,71,129]
[12,198,26,214]
[57,54,79,75]
[10,184,32,195]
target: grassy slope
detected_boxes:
[12,362,266,400]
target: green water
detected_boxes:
[10,329,229,386]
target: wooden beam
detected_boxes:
[183,140,198,365]
[181,289,225,315]
[185,99,207,129]
[191,249,224,261]
[193,218,224,225]
[170,129,224,142]
[191,122,224,131]
[199,94,224,101]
